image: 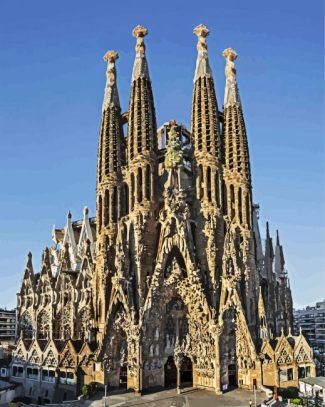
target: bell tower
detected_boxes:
[191,24,223,309]
[94,50,125,341]
[221,48,258,334]
[125,25,158,312]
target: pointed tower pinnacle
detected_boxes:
[193,24,213,81]
[26,251,33,273]
[131,25,150,81]
[98,50,125,181]
[191,24,221,208]
[223,48,241,108]
[96,49,125,234]
[127,24,157,162]
[274,228,285,277]
[102,50,120,112]
[222,47,252,227]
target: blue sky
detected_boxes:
[0,0,323,309]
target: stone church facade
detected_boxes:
[11,25,315,402]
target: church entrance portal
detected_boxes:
[164,356,177,388]
[180,357,193,386]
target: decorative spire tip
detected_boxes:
[132,25,148,38]
[193,24,209,38]
[223,47,238,61]
[103,50,119,63]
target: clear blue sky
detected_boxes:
[0,0,324,310]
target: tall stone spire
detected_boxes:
[221,48,257,333]
[127,25,157,163]
[191,24,223,310]
[274,229,285,277]
[222,48,252,227]
[97,50,125,186]
[94,50,126,341]
[191,24,221,163]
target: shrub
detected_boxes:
[82,384,90,397]
[291,398,303,405]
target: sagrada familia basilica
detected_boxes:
[11,25,315,403]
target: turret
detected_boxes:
[127,25,157,213]
[222,48,252,229]
[191,24,222,210]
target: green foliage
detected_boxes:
[291,398,303,405]
[82,384,90,396]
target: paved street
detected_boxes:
[85,388,267,407]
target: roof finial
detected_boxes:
[26,251,33,271]
[223,48,241,108]
[193,24,212,82]
[133,25,148,55]
[193,24,209,51]
[223,48,238,79]
[102,50,120,112]
[131,25,150,81]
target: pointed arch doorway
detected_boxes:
[180,356,193,387]
[164,356,177,388]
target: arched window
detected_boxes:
[104,190,109,226]
[98,195,102,233]
[215,172,220,207]
[130,173,135,210]
[198,164,203,199]
[123,183,129,216]
[222,180,227,215]
[230,185,235,219]
[138,168,143,203]
[98,299,102,322]
[238,187,243,224]
[112,186,117,223]
[207,167,212,202]
[245,194,251,229]
[145,164,151,200]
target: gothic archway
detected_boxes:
[180,356,193,386]
[164,356,177,388]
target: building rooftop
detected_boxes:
[299,376,325,388]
